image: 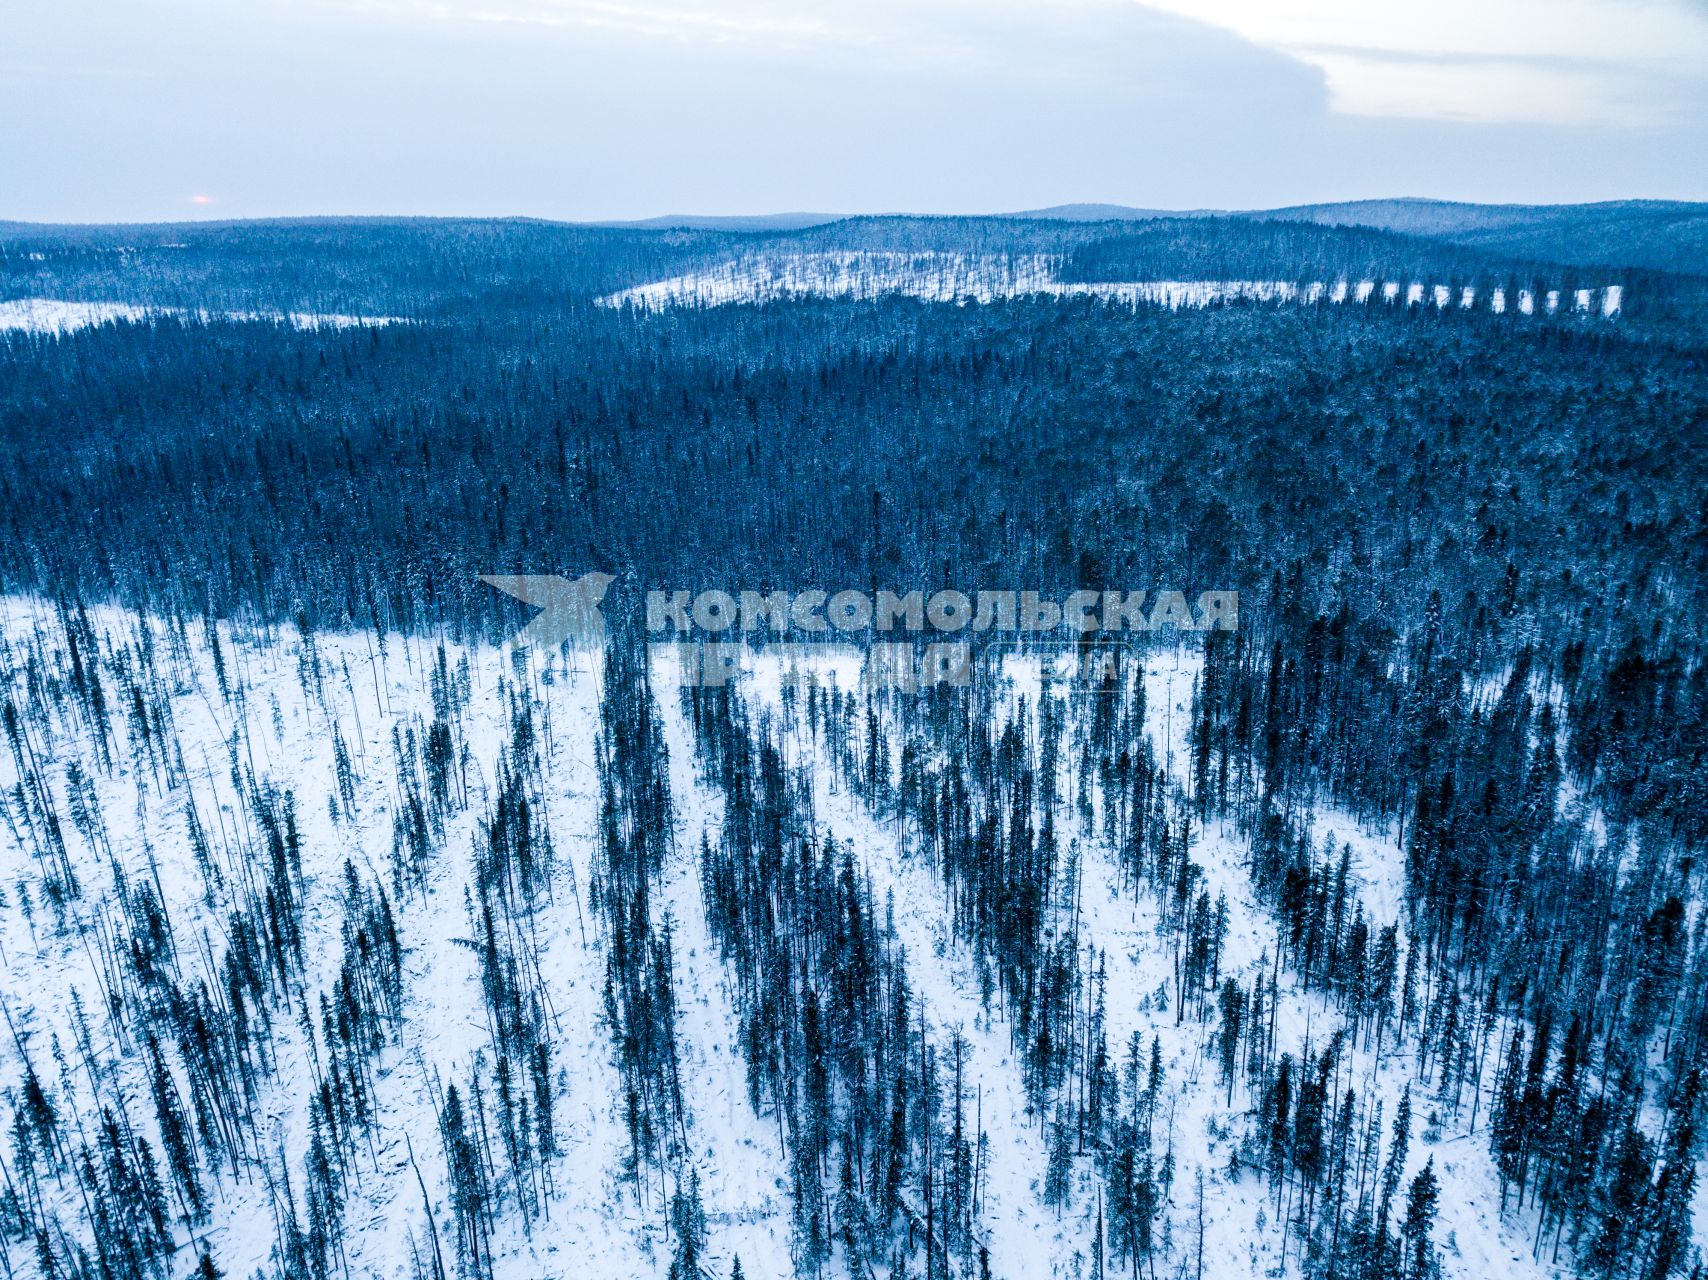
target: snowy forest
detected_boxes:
[0,202,1705,1280]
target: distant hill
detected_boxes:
[908,199,1708,273]
[1001,203,1208,222]
[595,212,846,232]
[6,199,1702,272]
[1260,198,1707,275]
[1002,198,1707,274]
[4,201,1701,333]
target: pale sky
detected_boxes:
[3,0,1705,222]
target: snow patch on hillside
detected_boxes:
[0,297,402,336]
[598,253,1625,319]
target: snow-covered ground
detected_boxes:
[1121,651,1560,1280]
[598,252,1625,319]
[0,607,1694,1280]
[0,602,648,1279]
[705,644,1661,1280]
[653,657,805,1278]
[0,297,402,336]
[0,298,156,333]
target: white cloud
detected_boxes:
[1128,0,1708,123]
[453,0,844,42]
[295,0,1203,82]
[295,0,1707,124]
[310,0,882,46]
[1305,51,1649,126]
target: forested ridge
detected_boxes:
[0,208,1703,1280]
